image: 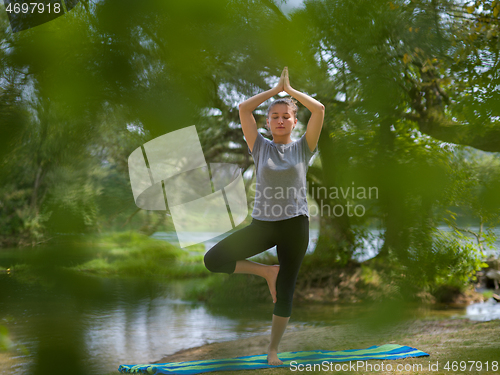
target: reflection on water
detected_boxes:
[3,225,500,374]
[82,296,283,372]
[1,272,475,374]
[1,275,309,374]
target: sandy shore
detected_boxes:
[154,317,500,374]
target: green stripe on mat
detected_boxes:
[118,344,429,374]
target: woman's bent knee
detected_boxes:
[204,248,235,274]
[204,251,217,273]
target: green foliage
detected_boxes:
[4,2,500,374]
[0,185,47,247]
[0,325,12,352]
[183,274,226,302]
[43,175,101,235]
[191,272,270,306]
[452,149,500,225]
[481,289,494,300]
[295,0,500,298]
[0,0,498,310]
[378,227,487,301]
[359,264,382,288]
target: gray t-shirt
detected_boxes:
[249,132,317,221]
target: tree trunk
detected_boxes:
[30,165,43,214]
[310,128,355,265]
[373,117,409,261]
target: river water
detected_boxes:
[0,272,471,375]
[1,225,499,374]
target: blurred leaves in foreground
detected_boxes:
[0,0,499,318]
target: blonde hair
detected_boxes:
[267,97,298,119]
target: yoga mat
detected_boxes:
[118,344,429,374]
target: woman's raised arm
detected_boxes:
[238,73,285,152]
[282,67,325,152]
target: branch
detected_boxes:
[260,0,290,22]
[406,111,500,152]
[449,223,485,253]
[122,207,141,228]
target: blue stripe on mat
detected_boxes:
[118,344,429,374]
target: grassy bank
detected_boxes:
[2,231,499,375]
[1,231,210,279]
[1,230,491,308]
[68,231,210,278]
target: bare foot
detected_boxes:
[266,265,280,303]
[267,348,283,366]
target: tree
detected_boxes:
[286,0,499,295]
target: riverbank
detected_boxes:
[3,232,499,375]
[2,231,496,307]
[148,316,500,375]
[0,231,210,279]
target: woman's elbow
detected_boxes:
[313,104,325,115]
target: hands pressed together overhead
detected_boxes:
[276,66,292,93]
[273,66,325,153]
[238,65,324,153]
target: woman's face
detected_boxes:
[266,104,297,135]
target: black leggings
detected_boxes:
[203,215,309,318]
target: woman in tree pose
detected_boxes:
[204,67,324,366]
